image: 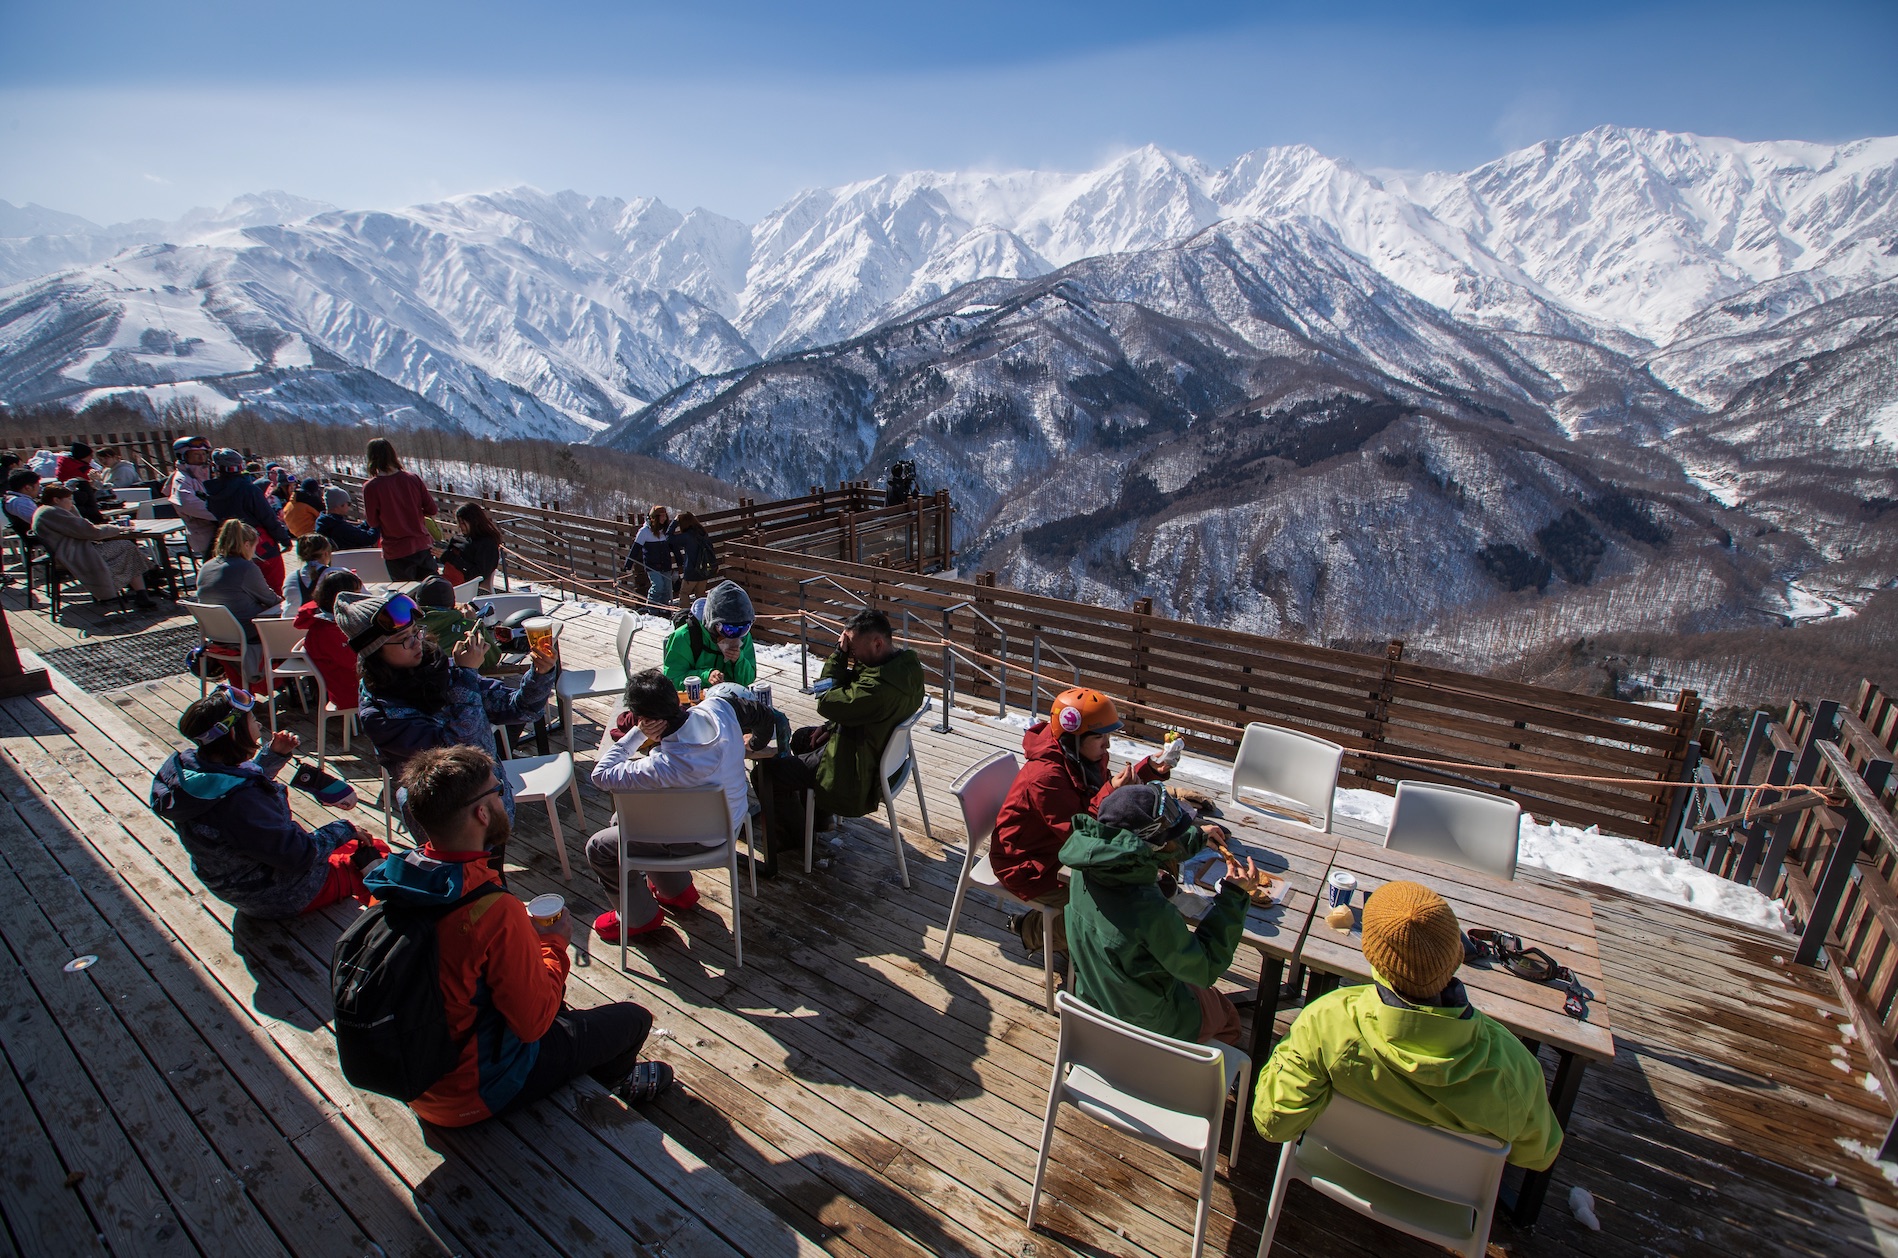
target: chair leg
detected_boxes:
[1191,1151,1218,1258]
[743,816,758,896]
[620,857,632,974]
[545,799,572,881]
[1026,1078,1064,1229]
[912,770,934,840]
[560,695,577,756]
[938,867,975,964]
[729,844,743,968]
[1256,1145,1297,1258]
[343,713,352,753]
[316,709,327,771]
[803,791,815,873]
[884,790,911,889]
[566,772,586,835]
[1229,1055,1252,1169]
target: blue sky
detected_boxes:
[2,0,1894,224]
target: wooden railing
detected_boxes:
[0,428,182,479]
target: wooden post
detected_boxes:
[1130,597,1153,741]
[1653,689,1703,843]
[1362,639,1403,788]
[0,606,49,698]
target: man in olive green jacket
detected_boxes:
[752,608,925,874]
[1253,880,1563,1170]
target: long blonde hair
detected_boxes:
[212,519,258,558]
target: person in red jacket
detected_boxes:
[294,568,365,712]
[360,437,440,580]
[362,745,673,1127]
[989,688,1169,954]
[54,441,95,481]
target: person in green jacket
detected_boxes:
[1059,783,1261,1044]
[752,608,925,875]
[661,580,758,689]
[1252,880,1563,1171]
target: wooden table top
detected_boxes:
[1298,836,1616,1062]
[125,518,185,535]
[1170,804,1341,962]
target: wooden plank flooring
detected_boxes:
[0,585,1895,1257]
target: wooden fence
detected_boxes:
[0,428,182,479]
[1671,680,1898,1144]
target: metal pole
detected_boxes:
[1031,635,1043,721]
[799,586,811,692]
[996,626,1008,719]
[938,605,954,734]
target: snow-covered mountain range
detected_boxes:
[2,127,1895,674]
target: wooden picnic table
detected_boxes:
[1298,835,1615,1229]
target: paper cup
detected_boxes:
[1326,870,1358,908]
[526,893,565,928]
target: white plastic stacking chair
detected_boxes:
[113,487,153,504]
[936,751,1066,1013]
[376,763,396,843]
[474,592,544,622]
[252,616,322,733]
[451,578,479,603]
[1383,781,1522,880]
[503,753,587,881]
[181,601,260,694]
[1230,722,1344,832]
[557,612,637,755]
[329,548,390,583]
[1256,1092,1509,1258]
[1029,991,1250,1258]
[317,700,358,772]
[612,787,759,971]
[805,698,934,888]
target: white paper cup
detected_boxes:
[526,893,565,928]
[1326,870,1358,908]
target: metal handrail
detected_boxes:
[797,575,870,691]
[1029,634,1082,721]
[937,601,1008,732]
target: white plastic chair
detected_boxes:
[1029,991,1250,1258]
[503,752,586,881]
[936,752,1066,1013]
[316,700,358,772]
[804,698,934,888]
[330,548,390,583]
[1383,781,1523,880]
[181,601,260,694]
[252,616,322,733]
[113,487,153,504]
[612,787,759,971]
[451,578,479,603]
[557,612,637,755]
[474,593,544,623]
[1230,723,1344,832]
[1256,1092,1509,1258]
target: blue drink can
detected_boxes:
[684,676,702,703]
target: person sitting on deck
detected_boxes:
[315,486,381,551]
[989,687,1173,955]
[584,669,751,942]
[284,477,326,537]
[751,607,925,876]
[54,441,94,482]
[1059,783,1256,1046]
[438,501,503,590]
[363,745,673,1127]
[342,589,559,842]
[97,445,143,491]
[1252,880,1563,1170]
[150,685,387,919]
[660,580,757,689]
[294,568,365,712]
[281,532,335,616]
[197,520,282,679]
[33,482,157,611]
[4,469,41,529]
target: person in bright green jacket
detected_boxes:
[661,580,757,688]
[1252,880,1563,1171]
[1058,783,1263,1044]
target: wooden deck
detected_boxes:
[2,588,1895,1257]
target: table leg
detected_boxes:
[158,539,178,602]
[534,716,551,757]
[1506,1049,1587,1229]
[1248,956,1285,1066]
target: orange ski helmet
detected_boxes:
[1049,687,1122,738]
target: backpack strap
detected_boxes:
[384,880,504,923]
[688,617,709,661]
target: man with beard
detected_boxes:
[339,590,559,842]
[364,746,672,1127]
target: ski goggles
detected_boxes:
[1463,928,1594,1019]
[1129,783,1193,844]
[713,621,752,640]
[372,594,419,633]
[193,684,258,745]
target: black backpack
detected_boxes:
[671,607,711,659]
[330,884,502,1101]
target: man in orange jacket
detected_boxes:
[363,746,673,1126]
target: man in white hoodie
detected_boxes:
[586,668,749,942]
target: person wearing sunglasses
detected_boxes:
[363,745,671,1126]
[1252,880,1563,1172]
[339,590,559,838]
[150,685,387,920]
[660,580,757,690]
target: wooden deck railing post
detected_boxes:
[1129,597,1153,742]
[1795,752,1894,967]
[1363,639,1403,788]
[1755,700,1841,895]
[1653,689,1703,844]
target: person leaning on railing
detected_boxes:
[750,607,925,877]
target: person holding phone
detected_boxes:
[150,685,387,919]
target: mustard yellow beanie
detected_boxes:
[1361,880,1464,1000]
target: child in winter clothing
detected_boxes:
[282,532,334,616]
[367,745,670,1127]
[285,477,325,537]
[584,670,751,941]
[315,487,381,550]
[294,568,365,712]
[150,686,386,918]
[1253,880,1564,1170]
[660,580,757,688]
[1059,783,1258,1045]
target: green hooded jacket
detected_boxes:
[1057,813,1249,1042]
[661,620,757,688]
[812,647,925,818]
[1253,981,1563,1170]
